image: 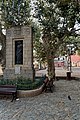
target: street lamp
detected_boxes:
[67,44,74,72]
[66,44,75,80]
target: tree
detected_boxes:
[34,0,80,80]
[0,0,31,69]
[33,24,46,61]
[1,0,31,28]
[32,23,47,70]
[0,0,31,70]
[0,23,6,69]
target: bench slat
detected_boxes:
[0,85,17,102]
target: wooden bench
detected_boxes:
[0,85,17,102]
[43,77,54,93]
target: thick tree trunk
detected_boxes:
[42,33,55,82]
[0,30,6,70]
[47,54,55,83]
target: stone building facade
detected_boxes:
[3,26,34,80]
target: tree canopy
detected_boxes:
[1,0,31,28]
[33,0,80,79]
[0,22,6,68]
[0,0,31,68]
[0,0,80,78]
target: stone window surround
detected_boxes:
[12,38,24,67]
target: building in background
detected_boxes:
[54,56,65,67]
[71,55,80,67]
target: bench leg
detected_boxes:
[49,87,53,93]
[44,86,53,93]
[11,94,14,102]
[11,92,17,102]
[15,92,17,100]
[44,87,47,92]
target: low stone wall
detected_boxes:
[17,85,44,97]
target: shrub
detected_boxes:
[0,76,45,90]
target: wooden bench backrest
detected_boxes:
[0,85,16,88]
[44,77,49,83]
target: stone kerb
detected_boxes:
[17,85,44,97]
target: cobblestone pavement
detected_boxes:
[0,80,80,120]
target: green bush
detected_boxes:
[0,76,46,90]
[17,79,43,90]
[17,84,32,90]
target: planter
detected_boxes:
[17,85,44,97]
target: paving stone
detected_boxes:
[0,80,80,120]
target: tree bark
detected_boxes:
[47,53,55,83]
[0,30,6,70]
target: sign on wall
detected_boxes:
[15,66,20,74]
